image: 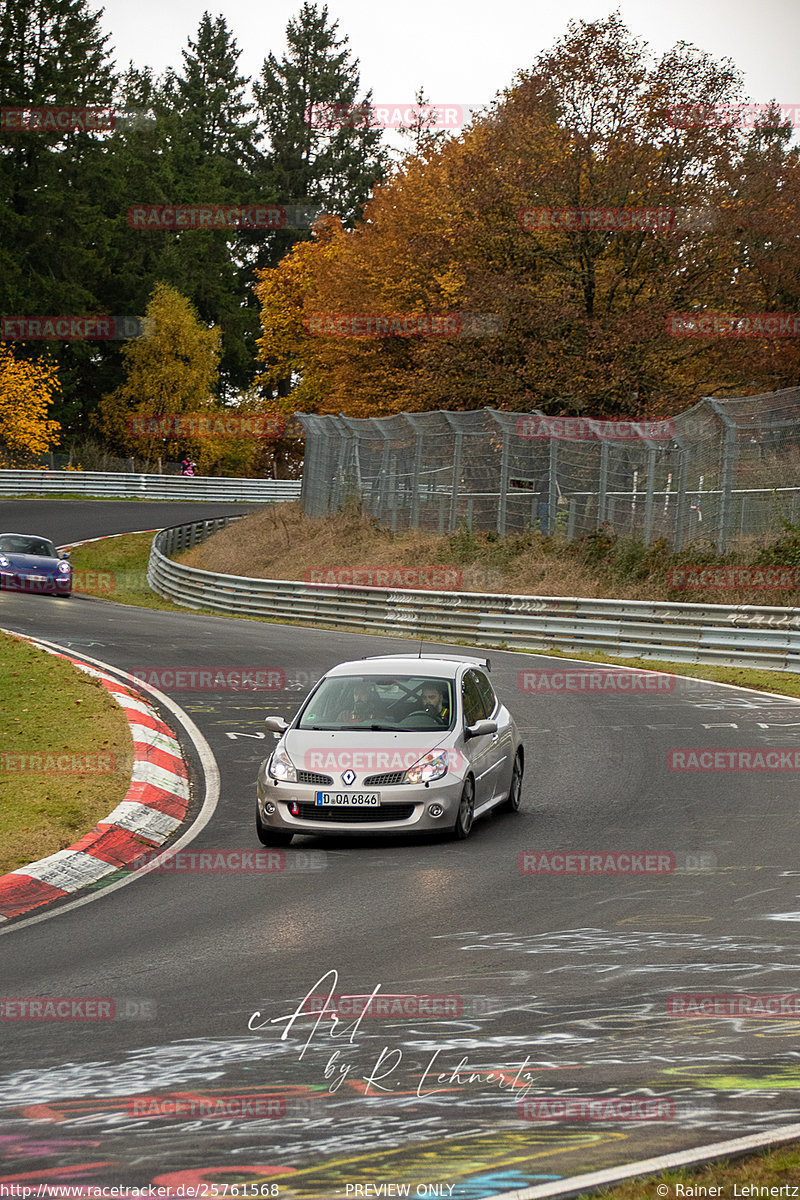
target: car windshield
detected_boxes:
[0,535,57,557]
[296,674,455,732]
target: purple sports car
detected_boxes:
[0,533,72,597]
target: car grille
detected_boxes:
[297,769,333,785]
[362,771,406,786]
[290,803,417,824]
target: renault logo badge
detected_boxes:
[342,769,356,785]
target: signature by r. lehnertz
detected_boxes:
[248,969,540,1097]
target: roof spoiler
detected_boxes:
[360,653,491,672]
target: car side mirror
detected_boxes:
[465,719,498,740]
[60,550,71,560]
[264,716,289,735]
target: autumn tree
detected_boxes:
[97,282,221,460]
[256,15,800,418]
[0,347,61,465]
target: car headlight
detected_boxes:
[57,561,71,574]
[268,743,297,783]
[404,750,449,785]
[0,556,8,568]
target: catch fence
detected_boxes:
[297,388,800,551]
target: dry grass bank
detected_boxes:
[178,501,800,605]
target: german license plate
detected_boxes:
[315,792,380,807]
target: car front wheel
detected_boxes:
[256,803,293,847]
[452,777,475,840]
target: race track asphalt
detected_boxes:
[1,499,800,1197]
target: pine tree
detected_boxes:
[254,2,389,242]
[0,0,118,433]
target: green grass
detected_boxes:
[69,532,187,610]
[575,1140,800,1197]
[0,632,134,874]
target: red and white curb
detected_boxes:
[0,635,191,922]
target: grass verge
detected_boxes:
[575,1140,800,1198]
[179,500,800,606]
[69,531,187,610]
[71,527,800,703]
[0,632,134,874]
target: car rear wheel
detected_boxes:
[256,803,293,847]
[500,751,524,813]
[452,777,475,840]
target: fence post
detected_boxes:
[673,442,690,551]
[597,442,609,529]
[547,438,558,536]
[371,420,391,524]
[490,413,510,536]
[444,413,463,533]
[406,415,423,529]
[643,446,657,545]
[708,399,737,552]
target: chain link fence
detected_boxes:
[297,388,800,551]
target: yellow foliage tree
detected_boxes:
[0,347,61,466]
[97,283,221,460]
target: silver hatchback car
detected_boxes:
[255,653,524,844]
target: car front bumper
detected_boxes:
[0,571,71,593]
[256,767,465,835]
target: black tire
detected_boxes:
[452,776,475,840]
[256,803,293,847]
[500,751,524,813]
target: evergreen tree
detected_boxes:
[163,13,265,398]
[0,0,118,433]
[254,1,389,250]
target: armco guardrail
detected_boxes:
[148,519,800,672]
[0,470,301,503]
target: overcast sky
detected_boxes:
[98,0,799,118]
